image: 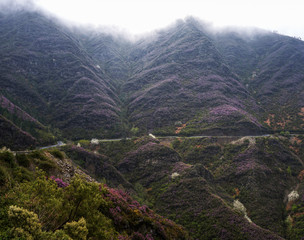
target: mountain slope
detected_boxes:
[0,115,36,150]
[212,29,304,132]
[0,11,121,139]
[80,136,300,239]
[1,11,304,142]
[0,147,189,239]
[122,19,265,135]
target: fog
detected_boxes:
[0,0,36,13]
[1,0,303,40]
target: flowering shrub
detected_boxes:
[49,176,69,188]
[4,171,188,239]
[171,172,180,179]
[288,190,299,202]
[208,104,262,127]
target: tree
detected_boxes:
[64,218,88,240]
[8,205,42,239]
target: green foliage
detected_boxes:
[132,182,152,207]
[26,150,58,173]
[7,205,90,240]
[0,166,9,186]
[16,154,30,168]
[0,151,16,167]
[8,205,42,239]
[152,126,175,136]
[130,127,139,136]
[36,160,57,173]
[64,218,88,240]
[0,165,188,239]
[48,149,65,160]
[13,167,33,183]
[28,150,48,162]
[280,131,291,136]
[171,138,181,149]
[4,172,117,239]
[34,128,56,146]
[77,140,90,148]
[97,139,137,164]
[0,150,34,188]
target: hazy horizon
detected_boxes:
[0,0,303,39]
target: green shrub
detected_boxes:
[78,140,90,148]
[28,150,48,161]
[64,217,88,240]
[13,167,33,183]
[0,166,9,186]
[8,205,42,239]
[37,160,57,172]
[0,151,15,167]
[49,149,64,160]
[16,154,30,168]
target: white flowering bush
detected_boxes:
[288,190,299,202]
[171,172,180,179]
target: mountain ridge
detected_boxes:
[0,10,303,142]
[1,9,304,240]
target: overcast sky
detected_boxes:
[2,0,304,39]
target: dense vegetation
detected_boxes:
[0,148,188,239]
[1,11,304,143]
[2,133,304,239]
[60,135,304,239]
[1,6,304,240]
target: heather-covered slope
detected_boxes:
[78,31,133,85]
[0,94,54,146]
[123,19,265,135]
[0,11,121,139]
[0,115,36,150]
[0,148,188,239]
[78,136,304,239]
[212,30,304,132]
[1,11,304,142]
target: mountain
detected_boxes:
[76,135,304,239]
[0,11,121,140]
[1,12,304,143]
[212,28,304,132]
[121,20,265,136]
[1,9,304,240]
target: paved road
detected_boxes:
[13,133,301,153]
[38,141,66,149]
[98,134,273,142]
[32,133,304,150]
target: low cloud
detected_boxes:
[0,0,38,12]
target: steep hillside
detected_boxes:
[1,12,304,143]
[212,29,304,132]
[0,94,55,146]
[0,115,36,150]
[0,11,121,139]
[0,148,188,239]
[78,31,133,85]
[122,19,265,136]
[76,135,304,239]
